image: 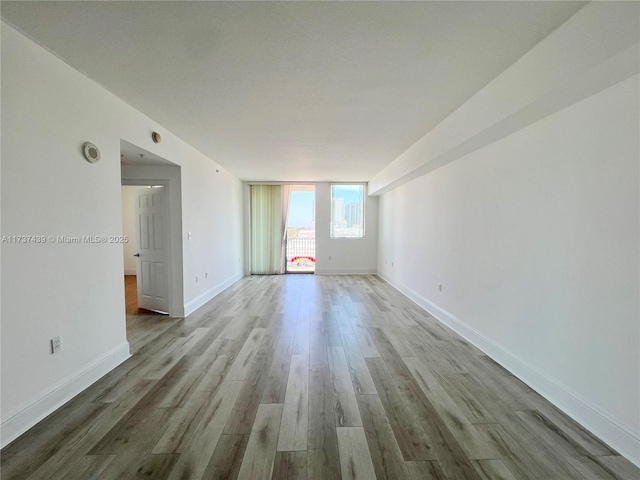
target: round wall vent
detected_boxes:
[82,142,101,163]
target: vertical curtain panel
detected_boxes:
[280,184,294,274]
[250,185,283,274]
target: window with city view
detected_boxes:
[330,184,365,238]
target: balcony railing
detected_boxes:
[286,237,315,272]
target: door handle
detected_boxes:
[134,253,140,257]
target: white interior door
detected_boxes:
[135,186,169,313]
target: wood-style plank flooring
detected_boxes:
[2,275,638,479]
[124,275,163,316]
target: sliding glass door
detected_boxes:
[249,184,315,274]
[285,186,316,273]
[249,185,316,275]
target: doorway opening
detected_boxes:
[120,139,184,319]
[121,183,170,315]
[121,185,168,315]
[285,185,316,273]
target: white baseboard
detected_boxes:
[1,341,131,449]
[314,268,377,275]
[124,268,136,276]
[377,271,640,468]
[184,272,244,316]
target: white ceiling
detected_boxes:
[2,1,586,182]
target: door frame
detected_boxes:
[122,178,181,317]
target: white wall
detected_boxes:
[1,22,244,446]
[121,186,147,275]
[180,156,244,314]
[315,182,378,275]
[376,4,639,465]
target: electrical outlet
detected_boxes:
[51,336,62,354]
[438,283,443,292]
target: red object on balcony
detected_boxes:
[291,256,316,263]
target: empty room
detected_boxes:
[1,1,638,479]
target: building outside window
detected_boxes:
[330,184,365,238]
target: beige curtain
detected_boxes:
[280,185,294,273]
[250,185,282,274]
